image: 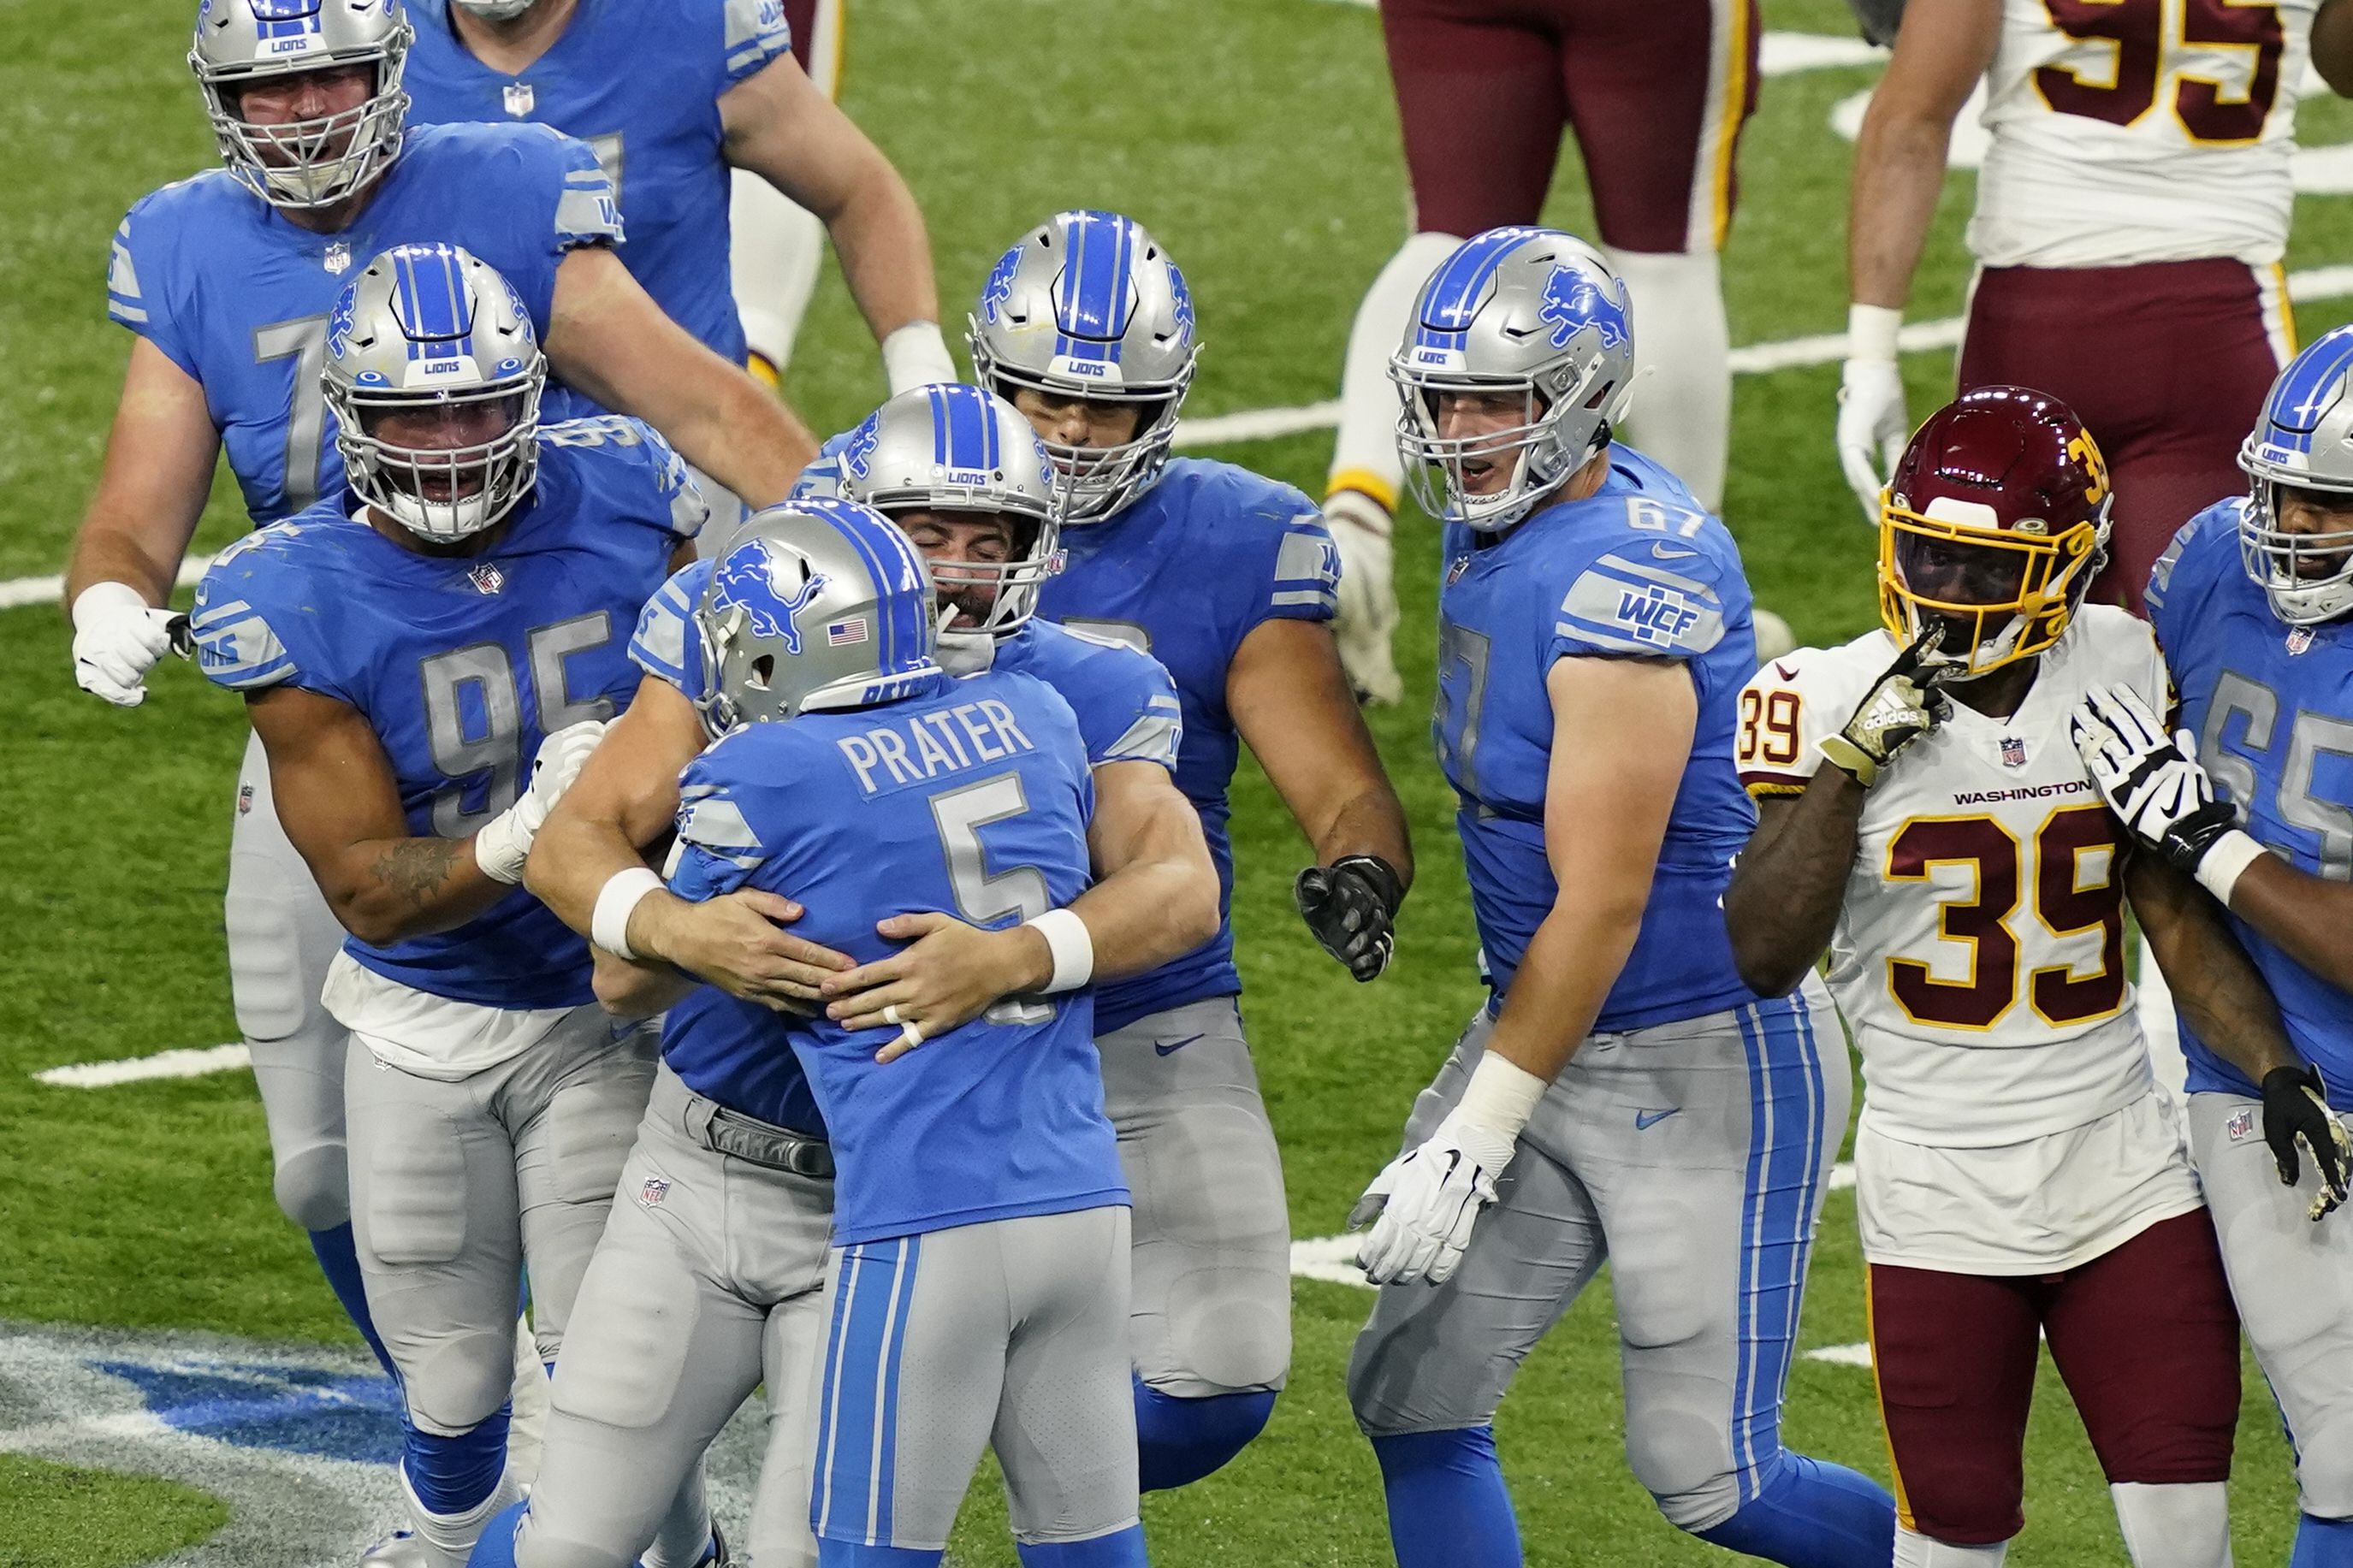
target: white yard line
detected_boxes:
[33,1043,251,1089]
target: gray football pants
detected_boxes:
[230,730,355,1231]
[347,1007,658,1437]
[810,1207,1139,1553]
[1348,979,1849,1531]
[1098,997,1291,1396]
[516,1065,833,1568]
[2190,1090,2353,1518]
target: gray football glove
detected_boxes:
[1818,629,1952,787]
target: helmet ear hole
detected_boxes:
[749,654,775,691]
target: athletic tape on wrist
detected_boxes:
[1847,303,1903,362]
[880,322,957,397]
[2196,830,2266,907]
[593,867,666,959]
[1455,1051,1549,1145]
[1023,907,1094,994]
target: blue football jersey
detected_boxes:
[1436,444,1761,1031]
[662,668,1127,1246]
[107,120,623,526]
[188,417,699,1008]
[629,558,1187,773]
[1031,457,1342,1033]
[2148,501,2353,1107]
[404,0,790,367]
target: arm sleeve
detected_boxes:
[629,559,715,698]
[1548,543,1731,662]
[720,0,794,88]
[1064,636,1184,772]
[667,737,777,900]
[107,202,199,379]
[1734,651,1844,798]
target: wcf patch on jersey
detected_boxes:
[1613,582,1703,648]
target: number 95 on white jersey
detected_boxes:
[1735,606,2172,1147]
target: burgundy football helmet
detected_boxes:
[1877,385,2113,677]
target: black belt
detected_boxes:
[685,1096,833,1179]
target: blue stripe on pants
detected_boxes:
[1731,996,1829,1499]
[815,1239,919,1547]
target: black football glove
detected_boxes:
[1295,854,1405,983]
[2262,1065,2353,1222]
[1818,627,1953,787]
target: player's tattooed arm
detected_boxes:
[247,687,512,946]
[1724,776,1867,997]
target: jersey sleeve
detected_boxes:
[1057,630,1185,772]
[720,0,794,88]
[1548,535,1733,662]
[477,126,625,329]
[1258,507,1342,627]
[668,730,785,902]
[621,419,708,542]
[2143,500,2239,661]
[630,559,714,699]
[1734,648,1848,797]
[106,194,198,378]
[187,528,357,703]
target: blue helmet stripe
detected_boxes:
[391,245,470,363]
[2262,328,2353,453]
[1415,227,1544,351]
[1055,210,1129,363]
[926,384,951,470]
[941,384,989,470]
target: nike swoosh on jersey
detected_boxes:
[1773,663,1799,681]
[1651,543,1699,560]
[1154,1033,1206,1057]
[1633,1108,1681,1130]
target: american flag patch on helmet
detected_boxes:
[827,618,869,648]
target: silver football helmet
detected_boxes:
[694,498,946,733]
[324,243,545,542]
[190,0,412,210]
[1391,227,1638,531]
[2238,325,2353,624]
[968,210,1198,524]
[831,384,1062,652]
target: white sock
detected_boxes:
[1328,230,1461,512]
[1603,246,1732,512]
[1894,1525,2009,1567]
[401,1459,524,1568]
[643,1463,715,1568]
[2113,1481,2232,1568]
[1323,489,1402,705]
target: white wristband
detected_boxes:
[1023,907,1094,995]
[473,808,534,885]
[71,580,151,629]
[593,867,666,959]
[880,321,958,396]
[1847,302,1903,363]
[1454,1051,1550,1145]
[2196,829,2267,907]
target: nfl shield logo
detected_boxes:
[323,241,351,276]
[2000,736,2028,768]
[468,562,506,596]
[2289,626,2315,656]
[637,1176,671,1209]
[2227,1109,2257,1143]
[503,80,535,117]
[1445,554,1471,588]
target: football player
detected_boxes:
[1837,0,2353,611]
[1730,387,2290,1568]
[65,0,819,1384]
[403,0,956,464]
[1323,0,1759,702]
[2070,328,2353,1565]
[587,502,1145,1568]
[726,0,842,383]
[486,388,1217,1568]
[1348,228,1894,1568]
[974,210,1415,1488]
[187,246,708,1568]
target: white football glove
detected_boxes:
[2067,683,2262,899]
[71,582,181,707]
[474,719,608,885]
[1836,357,1908,526]
[1351,1108,1517,1287]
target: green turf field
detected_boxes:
[4,0,2349,1561]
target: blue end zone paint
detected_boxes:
[91,1358,406,1465]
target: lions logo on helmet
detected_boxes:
[1540,265,1628,353]
[980,247,1022,328]
[840,413,881,482]
[714,541,827,656]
